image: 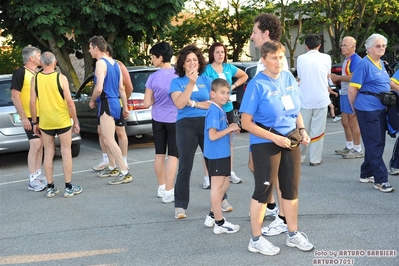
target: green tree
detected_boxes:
[0,37,23,74]
[276,0,308,68]
[165,0,270,61]
[0,0,184,91]
[303,0,399,62]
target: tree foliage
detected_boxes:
[0,0,184,91]
[164,0,272,61]
[0,37,23,74]
[303,0,399,62]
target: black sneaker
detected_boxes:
[374,182,394,193]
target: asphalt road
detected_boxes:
[0,119,398,266]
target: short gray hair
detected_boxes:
[22,46,41,64]
[40,52,56,66]
[365,33,387,51]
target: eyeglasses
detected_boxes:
[340,44,351,47]
[374,44,387,49]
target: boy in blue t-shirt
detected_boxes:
[203,78,241,234]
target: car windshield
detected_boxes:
[0,81,13,107]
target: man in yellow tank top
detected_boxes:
[29,52,82,198]
[11,46,46,192]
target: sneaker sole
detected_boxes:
[214,228,239,234]
[64,189,83,198]
[28,186,46,192]
[286,241,314,251]
[247,246,280,256]
[162,198,174,203]
[230,179,243,184]
[175,214,186,219]
[108,177,132,185]
[46,189,60,198]
[374,186,394,193]
[222,207,233,212]
[203,185,210,189]
[343,154,364,159]
[359,178,374,183]
[262,228,288,236]
[98,173,120,178]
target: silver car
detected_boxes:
[74,66,157,137]
[0,74,82,157]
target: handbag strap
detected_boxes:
[255,122,282,136]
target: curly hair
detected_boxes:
[253,13,282,41]
[208,42,227,64]
[174,45,207,77]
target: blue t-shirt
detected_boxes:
[350,55,391,111]
[391,70,399,84]
[203,63,238,112]
[204,103,230,159]
[340,53,362,95]
[169,75,212,121]
[239,71,301,145]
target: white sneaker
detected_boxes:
[332,116,341,123]
[286,232,314,251]
[157,186,165,198]
[261,216,288,236]
[229,172,242,184]
[36,174,47,186]
[213,220,240,234]
[359,176,374,183]
[162,189,174,203]
[204,214,215,227]
[92,161,109,171]
[265,206,279,218]
[203,176,210,189]
[28,179,46,192]
[248,236,280,256]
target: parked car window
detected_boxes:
[0,83,12,107]
[74,67,157,137]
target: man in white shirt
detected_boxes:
[297,34,332,166]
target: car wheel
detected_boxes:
[71,144,80,157]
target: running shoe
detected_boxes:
[107,172,132,185]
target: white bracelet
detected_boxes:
[191,100,196,108]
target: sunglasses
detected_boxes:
[374,44,387,49]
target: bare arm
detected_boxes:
[232,68,248,89]
[11,88,31,130]
[143,88,154,108]
[118,61,133,99]
[348,85,358,110]
[391,80,399,92]
[89,60,106,108]
[241,113,288,149]
[29,76,39,135]
[296,112,310,145]
[330,73,353,83]
[60,74,80,133]
[208,123,240,141]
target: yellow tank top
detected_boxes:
[20,69,39,118]
[35,72,71,130]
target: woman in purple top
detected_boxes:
[144,42,179,203]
